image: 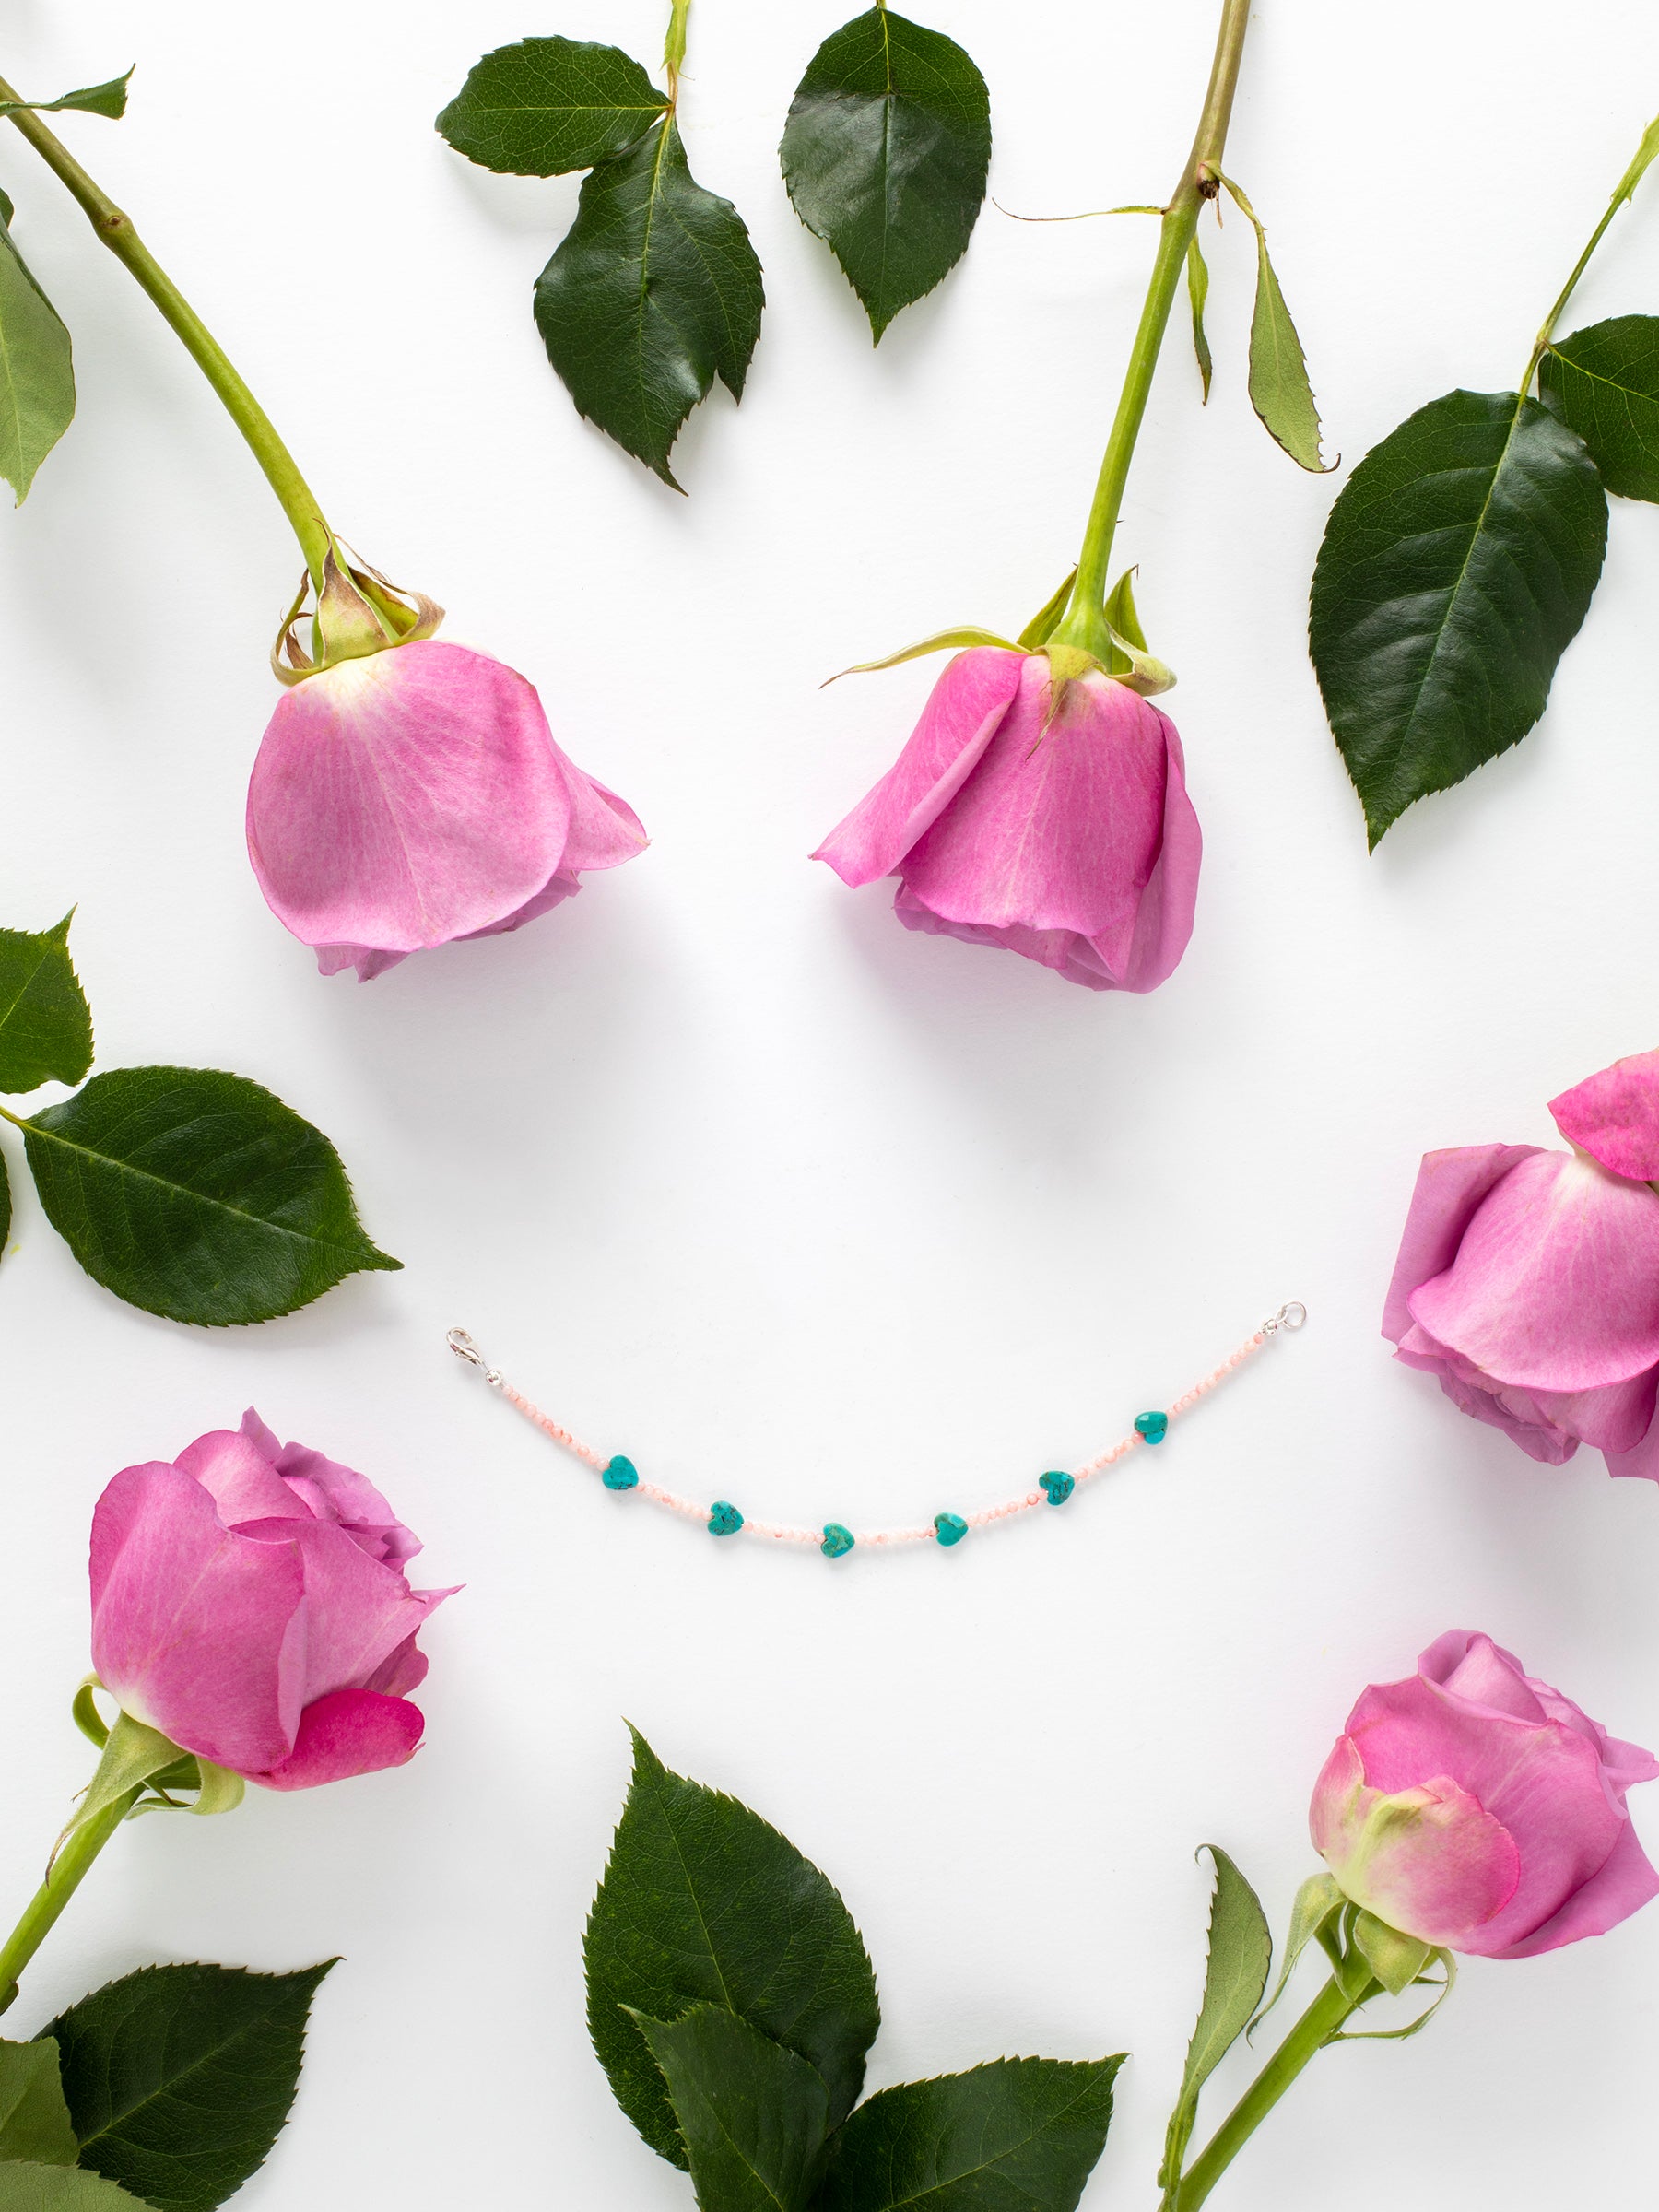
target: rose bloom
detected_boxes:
[90,1411,453,1790]
[1312,1631,1659,1958]
[1383,1049,1659,1477]
[247,639,646,980]
[814,649,1200,992]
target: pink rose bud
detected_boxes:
[813,648,1201,992]
[1312,1631,1659,1958]
[247,638,647,980]
[90,1412,454,1790]
[1382,1050,1659,1479]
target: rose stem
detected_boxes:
[1168,1971,1376,2212]
[1522,111,1659,394]
[1051,0,1253,663]
[0,1789,141,2016]
[0,73,331,584]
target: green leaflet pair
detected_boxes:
[438,5,994,486]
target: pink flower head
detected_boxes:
[1383,1050,1659,1479]
[1311,1631,1659,1958]
[90,1411,454,1791]
[813,649,1200,992]
[247,638,646,979]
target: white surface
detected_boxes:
[2,0,1657,2203]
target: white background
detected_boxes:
[2,0,1657,2203]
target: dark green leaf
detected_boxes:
[585,1730,878,2169]
[0,73,132,123]
[781,7,990,342]
[1219,176,1326,470]
[1186,233,1212,403]
[0,192,75,504]
[534,120,763,486]
[0,915,93,1093]
[1541,315,1659,500]
[436,38,667,177]
[42,1961,335,2212]
[0,2168,142,2208]
[632,2006,830,2211]
[0,2044,76,2167]
[1310,389,1608,843]
[818,2057,1122,2212]
[22,1065,400,1325]
[1157,1848,1271,2194]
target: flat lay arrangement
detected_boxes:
[2,2,1654,2208]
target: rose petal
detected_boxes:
[247,640,572,959]
[1409,1150,1659,1390]
[1549,1049,1659,1179]
[90,1465,304,1773]
[253,1688,425,1791]
[1382,1147,1542,1349]
[812,649,1027,886]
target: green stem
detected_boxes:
[664,0,691,106]
[0,1787,140,2017]
[0,73,332,583]
[1524,111,1659,394]
[1052,0,1253,658]
[1171,1974,1372,2212]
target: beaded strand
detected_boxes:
[447,1303,1305,1559]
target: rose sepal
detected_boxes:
[271,546,444,685]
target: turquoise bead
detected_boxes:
[821,1523,854,1559]
[602,1455,639,1491]
[1039,1470,1075,1506]
[1135,1410,1169,1445]
[934,1512,969,1547]
[708,1500,744,1536]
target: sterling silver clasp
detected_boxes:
[447,1328,503,1384]
[1263,1301,1308,1335]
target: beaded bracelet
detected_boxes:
[446,1302,1305,1560]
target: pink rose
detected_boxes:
[1311,1631,1659,1958]
[813,648,1200,992]
[1382,1050,1659,1478]
[90,1411,453,1791]
[247,639,647,980]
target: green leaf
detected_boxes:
[21,1065,400,1325]
[1218,176,1328,471]
[1541,315,1659,500]
[0,2044,76,2167]
[435,38,667,177]
[534,120,763,487]
[0,915,93,1094]
[585,1730,878,2170]
[0,73,132,123]
[818,2057,1122,2212]
[1157,1848,1271,2194]
[1186,232,1213,403]
[0,191,75,505]
[0,2169,142,2208]
[780,8,991,342]
[42,1962,335,2212]
[1309,388,1608,844]
[632,2006,830,2211]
